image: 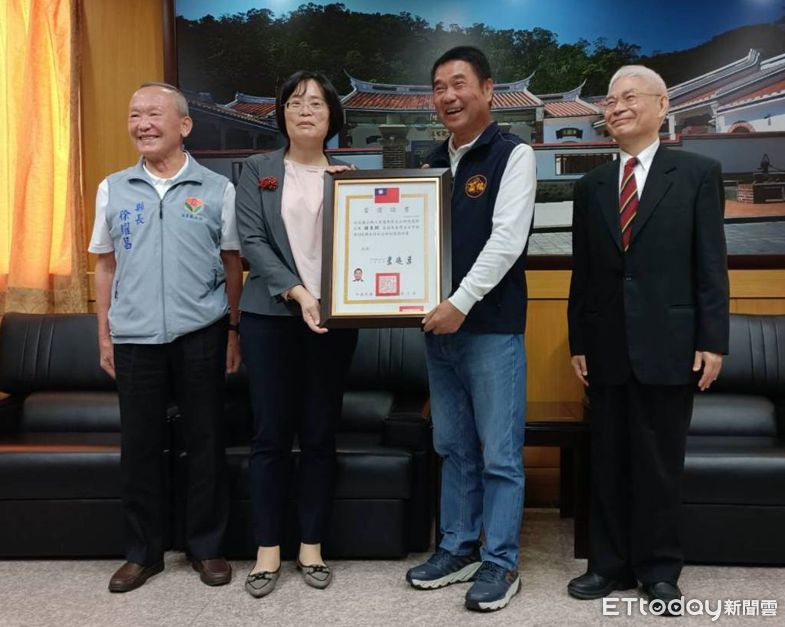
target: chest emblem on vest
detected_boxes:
[184,196,205,214]
[465,175,487,198]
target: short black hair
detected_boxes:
[276,71,344,146]
[431,46,492,86]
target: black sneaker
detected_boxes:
[465,561,521,612]
[406,548,482,590]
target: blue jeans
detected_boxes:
[426,331,526,571]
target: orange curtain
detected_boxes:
[0,0,87,314]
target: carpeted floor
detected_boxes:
[1,510,782,626]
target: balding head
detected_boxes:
[137,82,190,117]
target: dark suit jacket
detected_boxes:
[567,146,729,386]
[234,148,345,317]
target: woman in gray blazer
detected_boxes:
[234,71,358,598]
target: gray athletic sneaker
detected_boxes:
[465,561,521,612]
[406,547,482,590]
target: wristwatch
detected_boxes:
[228,323,239,333]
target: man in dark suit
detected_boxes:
[567,65,729,608]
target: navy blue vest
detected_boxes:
[427,122,530,334]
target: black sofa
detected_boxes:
[0,313,434,558]
[682,313,785,564]
[0,314,126,556]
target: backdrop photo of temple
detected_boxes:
[185,48,785,181]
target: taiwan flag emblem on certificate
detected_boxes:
[374,187,400,203]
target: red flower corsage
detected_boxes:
[258,176,279,191]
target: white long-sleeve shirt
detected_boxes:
[446,135,537,315]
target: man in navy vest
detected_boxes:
[89,83,243,592]
[405,47,536,612]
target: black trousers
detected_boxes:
[240,313,358,547]
[113,318,229,566]
[588,376,694,584]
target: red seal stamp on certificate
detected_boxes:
[375,273,400,296]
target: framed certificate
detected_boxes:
[320,168,452,328]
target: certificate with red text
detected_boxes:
[320,169,451,328]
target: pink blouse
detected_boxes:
[281,159,326,299]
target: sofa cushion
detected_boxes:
[0,313,115,394]
[21,392,121,432]
[346,328,428,393]
[0,433,121,499]
[224,433,412,501]
[332,433,412,499]
[339,391,395,433]
[690,394,777,437]
[712,314,785,396]
[684,437,785,505]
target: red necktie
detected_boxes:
[619,157,639,251]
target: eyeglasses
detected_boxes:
[601,90,664,111]
[285,98,327,113]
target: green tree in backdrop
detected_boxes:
[176,2,785,101]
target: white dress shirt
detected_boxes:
[618,138,660,197]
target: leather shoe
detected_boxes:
[192,558,232,586]
[568,571,637,600]
[108,561,164,593]
[642,581,683,616]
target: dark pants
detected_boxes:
[113,318,229,566]
[588,376,694,584]
[240,313,358,547]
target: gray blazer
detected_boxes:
[234,147,344,316]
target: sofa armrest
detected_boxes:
[0,394,24,434]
